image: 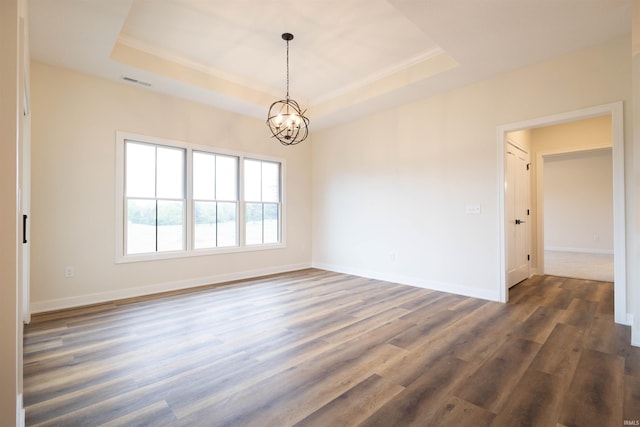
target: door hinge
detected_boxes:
[526,163,531,170]
[527,254,530,261]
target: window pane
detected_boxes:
[244,159,261,201]
[217,202,237,247]
[262,162,280,202]
[157,146,185,199]
[126,142,155,198]
[264,203,279,243]
[245,202,263,245]
[216,155,238,201]
[157,200,184,251]
[122,136,284,258]
[193,152,216,200]
[127,199,156,254]
[194,201,216,249]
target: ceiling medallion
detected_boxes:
[266,33,309,146]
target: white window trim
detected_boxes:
[115,131,286,263]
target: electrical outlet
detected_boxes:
[64,266,75,278]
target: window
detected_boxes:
[193,152,238,249]
[244,159,281,245]
[125,142,186,254]
[116,132,284,262]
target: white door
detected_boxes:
[506,141,530,287]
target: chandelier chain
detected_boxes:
[285,38,290,100]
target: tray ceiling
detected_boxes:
[29,0,631,129]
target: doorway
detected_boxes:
[542,147,614,282]
[497,102,627,325]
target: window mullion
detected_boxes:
[216,201,220,248]
[213,155,217,249]
[239,156,245,246]
[186,148,193,251]
[261,203,265,244]
[155,200,159,252]
[154,146,159,253]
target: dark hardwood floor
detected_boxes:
[23,269,640,426]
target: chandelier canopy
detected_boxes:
[266,33,309,146]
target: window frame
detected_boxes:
[192,151,240,250]
[124,141,188,255]
[115,131,286,263]
[243,158,282,246]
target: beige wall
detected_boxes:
[0,0,21,423]
[30,62,312,311]
[312,36,632,301]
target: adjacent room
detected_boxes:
[2,0,640,425]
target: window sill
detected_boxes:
[115,242,286,264]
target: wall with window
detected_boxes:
[116,135,285,260]
[30,61,312,312]
[311,36,632,300]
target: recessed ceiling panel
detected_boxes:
[120,0,443,103]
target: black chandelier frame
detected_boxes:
[266,33,309,146]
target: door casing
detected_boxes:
[497,102,627,325]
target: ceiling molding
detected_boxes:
[311,46,447,105]
[116,34,283,99]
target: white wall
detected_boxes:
[30,62,312,312]
[544,149,613,253]
[311,36,632,302]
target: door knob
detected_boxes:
[515,219,526,225]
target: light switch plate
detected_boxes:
[465,204,481,214]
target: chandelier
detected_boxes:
[266,33,309,146]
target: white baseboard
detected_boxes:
[30,263,312,314]
[631,314,640,348]
[544,246,614,255]
[312,262,500,302]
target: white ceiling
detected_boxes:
[29,0,631,130]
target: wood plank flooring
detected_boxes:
[23,269,640,426]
